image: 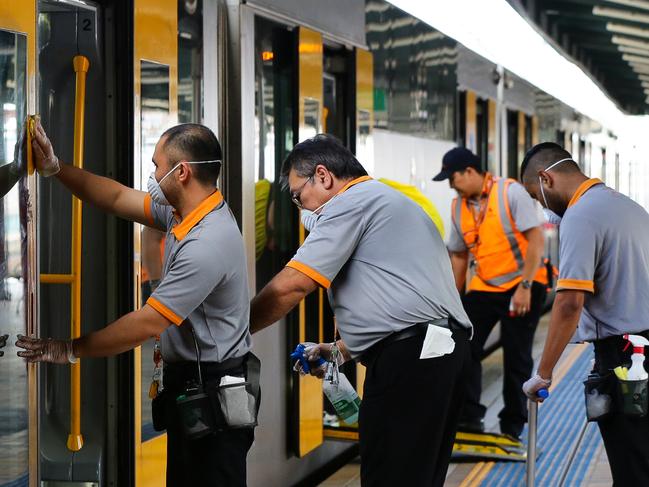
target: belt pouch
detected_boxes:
[617,377,649,418]
[583,373,615,422]
[207,353,261,430]
[176,385,216,440]
[151,390,167,432]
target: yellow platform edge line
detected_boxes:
[461,342,589,486]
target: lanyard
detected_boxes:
[464,173,494,250]
[148,337,164,399]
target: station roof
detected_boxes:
[508,0,649,115]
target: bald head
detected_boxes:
[520,142,580,185]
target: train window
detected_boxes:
[506,109,518,179]
[253,17,298,291]
[476,98,488,171]
[365,0,457,140]
[178,0,203,123]
[139,60,171,441]
[0,30,29,486]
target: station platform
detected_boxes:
[318,313,613,487]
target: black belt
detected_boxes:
[360,318,461,366]
[164,355,247,390]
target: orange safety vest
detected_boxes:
[452,176,548,292]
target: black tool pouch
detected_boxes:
[583,373,615,422]
[151,390,168,432]
[207,352,261,431]
[617,377,649,418]
[176,384,217,440]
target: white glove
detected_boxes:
[16,335,77,364]
[31,120,60,177]
[0,334,8,357]
[523,374,552,402]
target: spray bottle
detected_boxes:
[624,334,649,381]
[290,343,361,425]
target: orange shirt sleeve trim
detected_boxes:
[556,278,595,293]
[143,193,155,227]
[286,260,331,289]
[147,296,184,325]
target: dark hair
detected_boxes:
[520,142,579,183]
[161,123,222,186]
[280,134,368,188]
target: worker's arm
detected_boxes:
[32,120,151,226]
[16,305,172,362]
[449,250,469,293]
[250,266,319,333]
[510,225,545,316]
[536,290,585,380]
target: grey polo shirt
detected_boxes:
[557,179,649,341]
[144,191,252,363]
[287,177,473,358]
[447,180,543,252]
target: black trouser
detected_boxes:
[593,334,649,486]
[461,282,545,437]
[359,326,470,487]
[162,362,254,487]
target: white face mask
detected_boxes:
[300,199,332,232]
[147,159,221,206]
[538,157,573,225]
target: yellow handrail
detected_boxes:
[40,55,89,453]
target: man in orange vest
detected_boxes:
[433,147,547,440]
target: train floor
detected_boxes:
[318,313,614,487]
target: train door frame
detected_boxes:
[131,1,178,486]
[0,3,38,486]
[230,2,373,457]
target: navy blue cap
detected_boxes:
[432,147,481,181]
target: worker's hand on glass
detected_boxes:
[31,120,60,177]
[523,374,552,402]
[510,283,532,316]
[15,335,76,364]
[0,334,8,357]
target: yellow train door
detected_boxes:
[132,1,178,485]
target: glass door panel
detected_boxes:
[139,60,171,444]
[0,30,30,487]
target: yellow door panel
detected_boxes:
[466,91,477,153]
[133,1,177,485]
[296,26,324,457]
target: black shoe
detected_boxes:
[457,418,485,433]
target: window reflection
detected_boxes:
[178,0,203,123]
[254,17,298,291]
[366,0,457,139]
[0,29,29,486]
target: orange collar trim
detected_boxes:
[172,190,224,241]
[568,178,603,208]
[337,175,372,195]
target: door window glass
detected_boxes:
[0,30,29,487]
[139,61,171,442]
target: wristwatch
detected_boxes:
[521,279,532,290]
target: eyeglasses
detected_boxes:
[290,175,314,209]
